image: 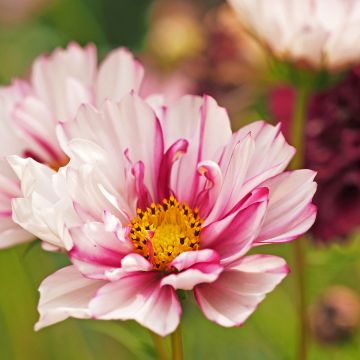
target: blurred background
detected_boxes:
[1,0,360,359]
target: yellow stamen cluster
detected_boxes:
[129,196,202,271]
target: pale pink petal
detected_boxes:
[121,253,153,272]
[35,265,105,330]
[157,139,188,200]
[61,96,164,201]
[255,170,317,244]
[0,227,34,249]
[96,48,144,106]
[0,160,33,248]
[89,271,181,336]
[194,255,289,327]
[162,95,232,206]
[13,96,64,165]
[201,198,268,264]
[65,164,132,225]
[205,134,255,223]
[161,250,223,291]
[31,42,97,120]
[69,222,133,279]
[195,161,222,216]
[208,122,295,222]
[8,156,74,249]
[169,249,220,272]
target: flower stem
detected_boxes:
[149,331,169,360]
[290,83,311,360]
[171,324,184,360]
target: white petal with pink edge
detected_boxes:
[255,169,317,244]
[35,265,105,331]
[89,271,181,336]
[160,249,223,290]
[194,254,289,327]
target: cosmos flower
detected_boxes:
[228,0,360,71]
[0,42,144,248]
[10,94,317,335]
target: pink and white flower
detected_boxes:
[0,42,144,248]
[10,94,317,335]
[228,0,360,71]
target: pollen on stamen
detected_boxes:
[128,197,203,271]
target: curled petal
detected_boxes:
[157,139,188,200]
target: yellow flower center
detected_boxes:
[129,196,202,271]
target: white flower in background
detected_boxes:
[228,0,360,71]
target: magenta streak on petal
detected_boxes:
[132,161,152,210]
[0,210,12,217]
[23,149,46,164]
[157,139,188,200]
[16,122,63,163]
[152,116,165,195]
[226,187,269,219]
[188,96,209,204]
[70,244,122,268]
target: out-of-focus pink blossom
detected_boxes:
[0,42,144,248]
[10,93,316,335]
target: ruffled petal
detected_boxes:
[8,156,75,249]
[69,222,133,279]
[89,271,181,336]
[194,254,289,327]
[161,250,223,290]
[60,96,164,201]
[35,265,105,330]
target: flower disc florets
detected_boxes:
[129,196,202,270]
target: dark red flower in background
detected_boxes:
[270,67,360,243]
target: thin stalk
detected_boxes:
[149,331,169,360]
[171,324,184,360]
[290,83,311,360]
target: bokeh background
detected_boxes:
[1,0,360,359]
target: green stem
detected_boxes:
[149,331,169,360]
[290,83,311,360]
[171,324,184,360]
[291,85,309,169]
